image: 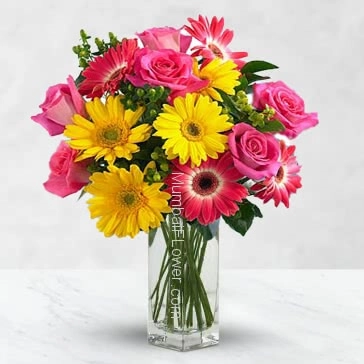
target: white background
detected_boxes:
[0,0,363,268]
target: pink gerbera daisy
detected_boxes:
[251,140,302,208]
[184,15,248,68]
[165,152,248,225]
[78,38,138,98]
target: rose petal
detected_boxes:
[31,113,65,136]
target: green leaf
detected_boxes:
[75,72,85,87]
[218,90,241,119]
[250,202,263,218]
[77,188,87,201]
[245,73,270,84]
[256,119,285,133]
[193,221,214,241]
[148,228,157,247]
[223,199,262,237]
[235,75,249,92]
[241,60,279,74]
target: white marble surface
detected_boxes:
[1,270,363,363]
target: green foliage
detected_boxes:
[238,60,279,91]
[218,90,242,120]
[218,89,282,132]
[85,138,169,184]
[245,73,270,84]
[72,29,121,69]
[241,60,279,74]
[148,228,157,247]
[74,73,85,87]
[256,119,285,133]
[223,199,263,237]
[192,221,213,241]
[87,158,108,174]
[119,83,170,124]
[77,188,87,201]
[235,75,249,92]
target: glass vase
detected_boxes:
[148,213,219,351]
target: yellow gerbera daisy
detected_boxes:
[85,165,171,238]
[153,93,233,166]
[64,95,151,164]
[193,58,240,101]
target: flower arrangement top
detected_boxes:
[32,15,319,239]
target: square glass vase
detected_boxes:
[148,214,219,351]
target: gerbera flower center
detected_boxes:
[182,120,203,141]
[117,189,143,210]
[192,171,220,196]
[108,64,126,82]
[97,124,128,147]
[275,166,285,183]
[208,43,223,58]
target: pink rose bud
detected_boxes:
[137,27,192,53]
[31,76,86,136]
[228,123,280,180]
[253,81,319,139]
[44,141,90,197]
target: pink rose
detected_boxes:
[44,141,90,198]
[253,81,319,139]
[137,27,192,53]
[127,48,207,96]
[228,123,280,180]
[32,75,86,136]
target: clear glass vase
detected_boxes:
[148,213,219,351]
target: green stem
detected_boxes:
[183,219,204,330]
[196,273,214,326]
[197,240,208,274]
[150,248,169,300]
[194,234,203,262]
[153,269,169,322]
[150,215,215,331]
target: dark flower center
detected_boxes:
[123,192,136,206]
[208,43,223,58]
[108,65,126,82]
[182,120,203,141]
[275,166,285,182]
[187,122,201,136]
[97,123,128,147]
[118,190,142,210]
[103,129,120,141]
[192,171,219,196]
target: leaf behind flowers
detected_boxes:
[223,199,263,237]
[241,60,279,74]
[256,119,285,133]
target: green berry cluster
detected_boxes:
[72,29,120,69]
[120,83,170,124]
[231,90,276,128]
[86,144,170,184]
[146,147,170,183]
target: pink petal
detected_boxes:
[200,198,215,225]
[184,197,202,221]
[45,94,76,126]
[180,34,192,53]
[67,75,86,116]
[214,195,231,215]
[31,113,65,136]
[44,174,83,198]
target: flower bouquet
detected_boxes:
[32,15,318,351]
